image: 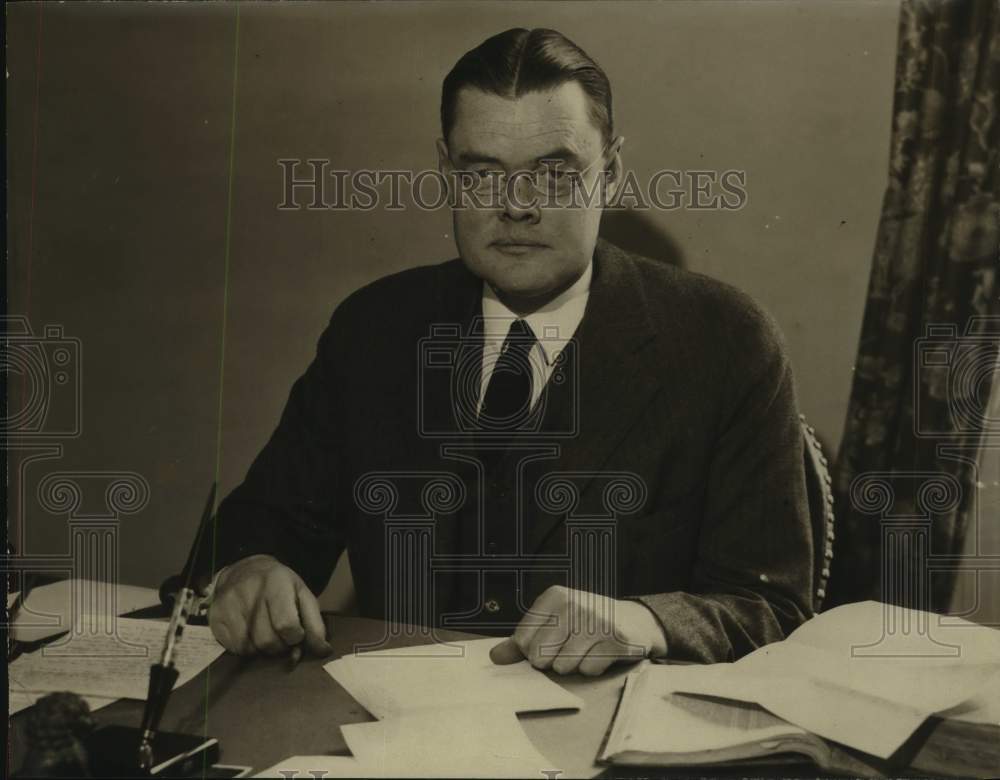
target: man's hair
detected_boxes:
[441,28,613,146]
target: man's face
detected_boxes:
[438,82,620,313]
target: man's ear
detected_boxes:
[436,139,455,204]
[436,138,451,176]
[603,135,626,202]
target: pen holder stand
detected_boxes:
[85,725,220,778]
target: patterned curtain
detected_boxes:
[828,0,999,611]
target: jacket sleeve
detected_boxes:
[191,309,349,596]
[631,304,813,663]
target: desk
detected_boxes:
[8,613,997,778]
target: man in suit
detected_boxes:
[201,27,812,674]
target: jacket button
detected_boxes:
[484,599,501,613]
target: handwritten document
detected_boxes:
[323,637,583,719]
[10,579,162,643]
[8,618,224,701]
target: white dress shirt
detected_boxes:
[478,261,593,414]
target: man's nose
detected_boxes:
[500,171,540,223]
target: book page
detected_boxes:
[602,665,814,763]
[787,601,1000,662]
[670,602,1000,758]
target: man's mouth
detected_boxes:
[491,239,549,254]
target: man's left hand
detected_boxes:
[489,585,668,675]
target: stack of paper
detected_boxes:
[256,707,556,778]
[668,601,1000,758]
[8,617,224,715]
[256,638,582,777]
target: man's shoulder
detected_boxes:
[332,257,471,323]
[609,243,783,346]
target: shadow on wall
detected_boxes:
[600,209,686,268]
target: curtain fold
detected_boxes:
[828,0,999,611]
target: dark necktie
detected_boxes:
[477,319,537,432]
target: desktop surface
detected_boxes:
[8,612,995,778]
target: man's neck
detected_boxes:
[490,288,560,317]
[488,266,591,317]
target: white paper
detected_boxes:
[340,706,554,778]
[324,637,583,719]
[673,668,931,758]
[10,579,162,643]
[938,672,1000,726]
[669,601,1000,758]
[8,618,224,700]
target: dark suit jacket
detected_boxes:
[200,238,813,663]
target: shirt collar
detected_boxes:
[481,260,593,365]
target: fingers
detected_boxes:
[209,578,256,656]
[267,577,306,648]
[524,623,567,670]
[210,609,253,656]
[577,639,624,677]
[252,599,288,655]
[208,556,328,659]
[550,632,597,676]
[489,637,525,665]
[295,581,333,656]
[508,586,651,676]
[512,587,563,669]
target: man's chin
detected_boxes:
[485,276,563,311]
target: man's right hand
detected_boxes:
[208,554,333,657]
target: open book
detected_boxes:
[600,665,834,768]
[600,601,1000,772]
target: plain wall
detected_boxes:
[7,0,900,589]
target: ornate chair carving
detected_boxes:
[801,415,835,614]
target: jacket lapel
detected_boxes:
[419,260,484,438]
[415,247,663,559]
[524,239,662,554]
